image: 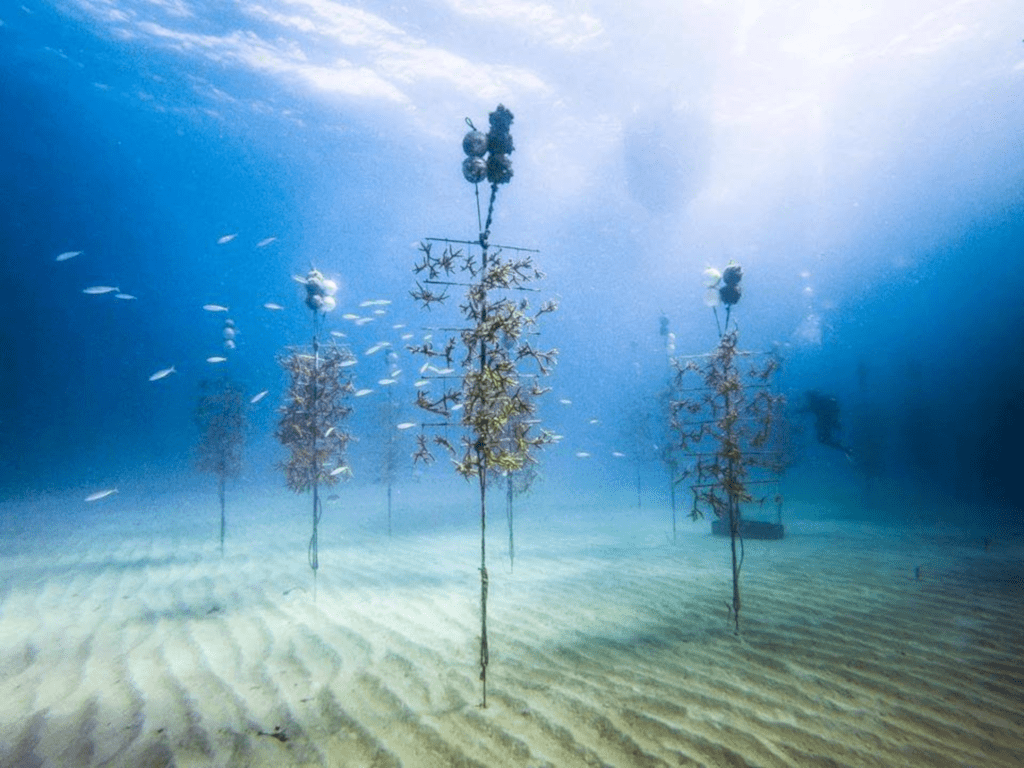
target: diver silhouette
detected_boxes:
[801,390,854,461]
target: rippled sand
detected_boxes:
[0,484,1021,767]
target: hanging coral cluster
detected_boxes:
[276,344,355,493]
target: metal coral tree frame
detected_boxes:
[670,264,785,634]
[409,105,558,707]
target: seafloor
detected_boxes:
[0,480,1021,767]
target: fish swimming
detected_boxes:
[217,234,237,245]
[115,293,137,300]
[85,488,118,502]
[206,356,227,363]
[148,366,176,381]
[203,304,229,312]
[263,302,284,311]
[354,388,373,397]
[256,236,277,248]
[56,250,82,262]
[83,286,119,295]
[396,422,417,430]
[250,390,269,404]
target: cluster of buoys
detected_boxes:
[702,262,743,308]
[461,104,515,186]
[222,318,237,351]
[302,268,339,313]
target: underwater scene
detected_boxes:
[2,1,1023,766]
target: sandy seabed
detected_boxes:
[0,482,1021,768]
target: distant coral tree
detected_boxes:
[670,264,784,634]
[276,269,355,599]
[196,377,245,555]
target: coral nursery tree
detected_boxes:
[195,375,245,556]
[409,105,558,707]
[656,313,684,542]
[276,269,355,600]
[378,350,403,537]
[498,390,541,571]
[670,264,784,634]
[196,313,245,555]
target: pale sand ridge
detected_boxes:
[0,487,1021,767]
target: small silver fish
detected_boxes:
[263,302,284,311]
[85,488,118,502]
[378,378,397,385]
[83,286,119,295]
[342,313,360,320]
[339,359,358,367]
[329,465,351,477]
[206,356,227,363]
[203,304,229,312]
[56,250,82,262]
[148,366,176,381]
[115,293,137,300]
[250,390,269,404]
[559,399,572,405]
[612,451,626,458]
[575,452,591,458]
[354,317,374,326]
[217,233,237,245]
[396,422,417,430]
[354,388,373,397]
[256,236,278,248]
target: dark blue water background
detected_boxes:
[2,2,1023,530]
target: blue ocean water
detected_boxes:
[1,0,1023,533]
